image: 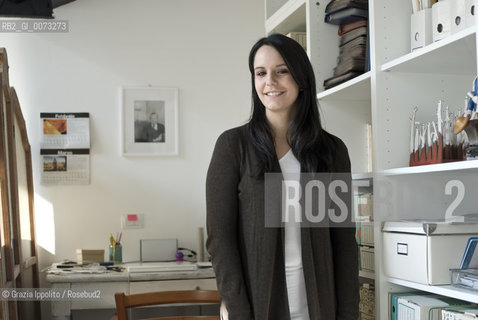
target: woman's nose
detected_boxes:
[265,73,277,85]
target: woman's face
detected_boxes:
[253,45,299,117]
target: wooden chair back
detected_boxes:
[114,290,220,320]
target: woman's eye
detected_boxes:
[256,71,266,77]
[278,69,289,74]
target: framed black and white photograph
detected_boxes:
[121,87,179,156]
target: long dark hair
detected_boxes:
[248,33,333,173]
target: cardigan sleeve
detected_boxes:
[206,131,253,320]
[329,138,360,320]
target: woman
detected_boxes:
[206,33,359,320]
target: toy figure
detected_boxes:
[455,76,478,134]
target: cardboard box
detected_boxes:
[383,221,478,285]
[390,292,475,320]
[76,249,104,264]
[442,307,478,319]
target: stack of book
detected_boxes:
[324,0,368,25]
[323,0,369,89]
[324,18,368,89]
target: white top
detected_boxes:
[279,149,310,320]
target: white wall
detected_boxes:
[0,0,264,305]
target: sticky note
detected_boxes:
[127,214,138,221]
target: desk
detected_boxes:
[46,265,216,320]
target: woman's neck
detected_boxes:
[267,110,293,159]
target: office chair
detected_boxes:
[114,289,221,320]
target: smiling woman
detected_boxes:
[206,34,359,320]
[253,45,299,118]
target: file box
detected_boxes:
[411,8,433,51]
[465,0,477,28]
[451,0,467,33]
[432,0,452,42]
[382,221,478,285]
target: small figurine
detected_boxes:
[455,76,478,134]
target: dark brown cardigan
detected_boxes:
[206,124,359,320]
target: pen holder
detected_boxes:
[109,244,122,264]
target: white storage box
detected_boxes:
[451,0,467,33]
[382,221,478,285]
[432,0,452,42]
[411,8,433,51]
[465,0,477,28]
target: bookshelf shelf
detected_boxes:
[352,172,373,180]
[387,277,478,304]
[383,160,478,176]
[381,27,476,75]
[317,72,371,101]
[265,0,306,34]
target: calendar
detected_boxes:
[40,113,90,185]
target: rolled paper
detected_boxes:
[197,227,205,263]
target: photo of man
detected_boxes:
[133,100,166,143]
[143,112,165,142]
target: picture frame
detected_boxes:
[121,87,179,156]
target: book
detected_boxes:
[334,57,365,76]
[364,24,370,71]
[325,7,368,25]
[340,26,367,46]
[324,71,362,89]
[338,44,366,59]
[338,19,367,36]
[442,306,478,319]
[325,0,368,13]
[460,237,478,269]
[339,36,366,52]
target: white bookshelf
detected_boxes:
[265,0,305,34]
[387,278,478,304]
[317,72,371,101]
[264,0,478,318]
[352,172,373,180]
[381,26,476,74]
[383,160,478,176]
